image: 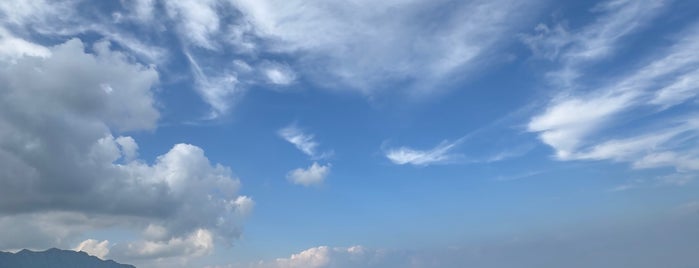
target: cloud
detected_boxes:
[0,0,544,118]
[0,27,51,60]
[234,208,699,268]
[74,239,110,259]
[262,62,296,86]
[126,0,156,22]
[250,245,380,268]
[0,38,252,263]
[528,92,636,159]
[528,30,699,168]
[526,0,699,174]
[286,162,331,187]
[278,125,330,159]
[229,0,540,94]
[279,125,333,186]
[117,229,214,260]
[185,51,243,118]
[385,140,461,166]
[163,0,221,50]
[521,0,667,86]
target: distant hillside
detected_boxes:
[0,248,134,268]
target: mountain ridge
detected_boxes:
[0,248,134,268]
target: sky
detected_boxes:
[0,0,698,267]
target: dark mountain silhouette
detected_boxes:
[0,248,134,268]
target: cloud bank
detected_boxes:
[0,37,252,264]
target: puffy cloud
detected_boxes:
[119,229,214,259]
[0,27,51,60]
[286,162,330,187]
[0,37,252,263]
[74,239,110,259]
[274,246,331,268]
[251,245,384,268]
[279,125,333,186]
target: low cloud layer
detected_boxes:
[234,205,699,268]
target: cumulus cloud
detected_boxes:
[286,162,331,186]
[74,239,110,259]
[250,245,385,268]
[0,38,252,264]
[118,229,214,259]
[279,125,333,186]
[0,27,51,60]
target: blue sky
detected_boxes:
[0,0,699,267]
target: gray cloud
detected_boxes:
[0,38,252,263]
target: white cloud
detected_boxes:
[650,68,699,109]
[251,245,377,268]
[385,140,461,166]
[0,27,51,60]
[0,0,545,118]
[241,213,699,268]
[118,229,214,260]
[115,136,139,162]
[528,92,637,159]
[74,239,110,259]
[278,125,330,159]
[0,0,72,27]
[229,0,539,94]
[656,173,696,186]
[127,0,157,22]
[186,51,243,118]
[526,2,699,173]
[274,246,331,268]
[522,0,667,85]
[528,30,699,168]
[286,162,330,187]
[0,38,252,264]
[163,0,221,50]
[263,63,296,85]
[279,125,333,186]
